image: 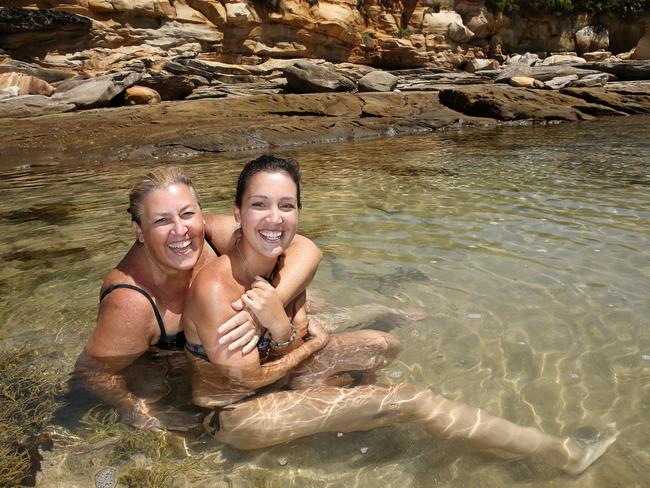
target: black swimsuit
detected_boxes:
[100,284,186,350]
[98,239,223,351]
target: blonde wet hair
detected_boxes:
[127,166,201,224]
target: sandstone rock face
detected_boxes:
[125,85,161,104]
[421,12,464,36]
[358,70,398,92]
[0,86,19,100]
[0,72,55,96]
[448,21,474,44]
[0,7,91,57]
[575,26,609,54]
[631,27,650,60]
[466,9,494,39]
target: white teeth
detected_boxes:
[169,240,191,249]
[260,231,282,241]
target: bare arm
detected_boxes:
[185,274,328,391]
[205,214,322,351]
[76,291,164,429]
[273,234,322,304]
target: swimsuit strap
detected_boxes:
[100,283,172,349]
[206,237,221,257]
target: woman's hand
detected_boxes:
[241,277,292,342]
[124,400,203,432]
[217,309,260,353]
[307,319,329,350]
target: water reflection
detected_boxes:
[0,116,649,486]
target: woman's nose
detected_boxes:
[172,217,187,234]
[267,207,283,223]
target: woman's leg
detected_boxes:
[309,304,425,333]
[210,383,617,475]
[286,330,400,389]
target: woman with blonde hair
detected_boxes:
[76,165,322,430]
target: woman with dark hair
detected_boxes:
[182,155,616,475]
[76,165,322,430]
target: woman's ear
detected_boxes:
[132,221,144,243]
[233,203,241,226]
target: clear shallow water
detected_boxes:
[1,116,649,487]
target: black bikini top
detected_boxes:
[99,284,185,351]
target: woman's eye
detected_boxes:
[154,218,167,224]
[251,202,265,208]
[281,203,296,210]
[182,211,195,218]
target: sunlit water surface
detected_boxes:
[1,116,649,487]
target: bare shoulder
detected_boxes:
[86,284,157,357]
[187,256,236,307]
[204,214,238,254]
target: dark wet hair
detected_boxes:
[235,155,301,209]
[127,166,201,224]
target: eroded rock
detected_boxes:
[0,7,91,58]
[125,85,161,105]
[0,94,75,118]
[283,60,355,93]
[0,72,55,96]
[53,71,141,108]
[358,70,398,92]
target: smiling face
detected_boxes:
[234,170,299,259]
[134,183,205,272]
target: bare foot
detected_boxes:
[562,428,619,475]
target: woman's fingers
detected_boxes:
[217,310,252,335]
[219,320,256,346]
[227,328,258,352]
[231,297,244,311]
[241,334,261,354]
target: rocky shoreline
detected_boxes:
[2,59,650,172]
[1,3,650,172]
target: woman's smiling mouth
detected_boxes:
[168,239,192,252]
[259,230,282,242]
